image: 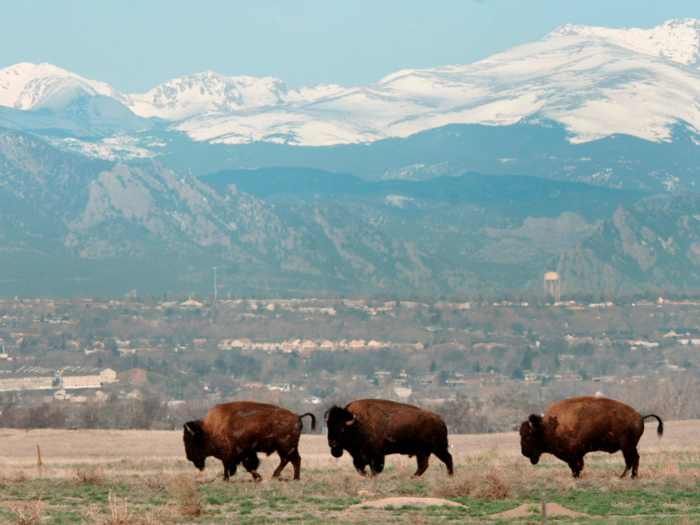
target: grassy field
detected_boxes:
[0,420,699,524]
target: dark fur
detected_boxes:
[324,399,454,477]
[520,396,663,478]
[183,401,315,481]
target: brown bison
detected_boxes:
[324,399,454,477]
[183,401,315,481]
[520,396,663,478]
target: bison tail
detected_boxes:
[299,412,316,431]
[641,414,663,438]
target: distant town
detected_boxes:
[0,291,698,431]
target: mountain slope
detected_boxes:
[1,128,699,296]
[551,19,700,67]
[0,130,485,296]
[556,193,700,292]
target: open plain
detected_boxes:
[1,420,699,524]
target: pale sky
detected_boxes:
[2,0,700,93]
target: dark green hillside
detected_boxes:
[153,120,700,192]
[201,167,646,222]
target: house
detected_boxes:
[54,389,68,400]
[348,339,365,349]
[229,339,251,350]
[300,340,316,355]
[100,369,118,383]
[319,340,335,352]
[267,383,291,392]
[179,299,203,308]
[126,389,143,400]
[367,340,383,349]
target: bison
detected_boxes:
[520,396,663,478]
[324,399,454,477]
[183,401,315,481]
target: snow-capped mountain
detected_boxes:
[0,62,152,138]
[550,19,700,67]
[126,70,345,121]
[3,19,700,148]
[0,62,128,110]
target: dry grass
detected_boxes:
[84,491,152,525]
[474,471,511,499]
[166,474,203,517]
[10,468,28,483]
[105,492,139,525]
[2,445,44,525]
[1,424,699,523]
[2,501,44,525]
[75,466,106,485]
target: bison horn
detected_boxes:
[346,413,356,427]
[528,421,535,431]
[324,410,330,422]
[185,423,196,436]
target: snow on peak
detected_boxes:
[127,71,344,120]
[5,19,700,149]
[0,62,126,110]
[548,18,700,68]
[127,71,290,120]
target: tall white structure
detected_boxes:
[544,272,561,302]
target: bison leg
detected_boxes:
[434,448,454,476]
[222,458,238,481]
[272,455,290,479]
[412,452,430,478]
[289,449,302,481]
[273,448,302,480]
[369,456,385,476]
[241,453,262,482]
[569,457,584,478]
[621,447,640,479]
[352,457,368,476]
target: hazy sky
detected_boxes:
[2,0,700,93]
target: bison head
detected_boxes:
[324,406,357,458]
[183,420,207,470]
[520,414,544,464]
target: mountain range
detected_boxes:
[1,19,700,151]
[2,20,700,296]
[0,126,698,298]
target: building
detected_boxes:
[0,367,117,392]
[319,340,335,351]
[0,367,55,392]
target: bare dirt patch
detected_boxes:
[491,502,589,518]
